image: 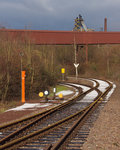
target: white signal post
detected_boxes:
[53,87,56,99]
[44,90,49,101]
[74,63,79,80]
[53,88,56,93]
[74,39,79,80]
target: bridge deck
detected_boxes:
[0,29,120,45]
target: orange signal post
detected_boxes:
[22,71,25,103]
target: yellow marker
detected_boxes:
[61,68,65,74]
[39,92,44,97]
[59,93,63,99]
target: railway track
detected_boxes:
[50,79,113,150]
[0,78,114,150]
[0,83,81,132]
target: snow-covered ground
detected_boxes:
[67,83,97,103]
[57,84,79,99]
[96,79,109,92]
[5,80,116,112]
[68,83,90,92]
[105,82,116,101]
[6,103,52,112]
[80,90,98,102]
[6,89,77,112]
[92,80,97,87]
[95,79,116,102]
[72,79,116,103]
[56,90,74,96]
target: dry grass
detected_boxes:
[0,100,18,114]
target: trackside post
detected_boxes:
[61,68,65,81]
[22,71,25,103]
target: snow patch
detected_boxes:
[6,103,52,112]
[68,83,90,92]
[96,79,109,92]
[105,83,116,101]
[56,90,74,96]
[80,90,98,102]
[59,84,79,98]
[96,79,116,101]
[92,80,97,87]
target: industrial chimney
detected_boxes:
[104,17,107,32]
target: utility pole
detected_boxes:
[73,37,79,80]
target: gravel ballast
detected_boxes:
[0,81,119,150]
[82,82,120,150]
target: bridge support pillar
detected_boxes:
[85,45,88,64]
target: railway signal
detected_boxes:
[39,92,44,98]
[58,93,63,100]
[53,88,56,93]
[53,88,56,99]
[61,68,65,74]
[61,68,65,81]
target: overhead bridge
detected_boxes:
[1,29,120,45]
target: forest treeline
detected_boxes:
[0,33,120,101]
[0,34,76,101]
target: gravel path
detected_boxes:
[82,82,120,150]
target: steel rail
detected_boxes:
[50,80,113,150]
[0,83,91,142]
[0,104,92,150]
[0,83,81,144]
[0,80,96,133]
[0,81,100,150]
[0,79,96,132]
[0,82,82,131]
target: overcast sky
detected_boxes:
[0,0,120,31]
